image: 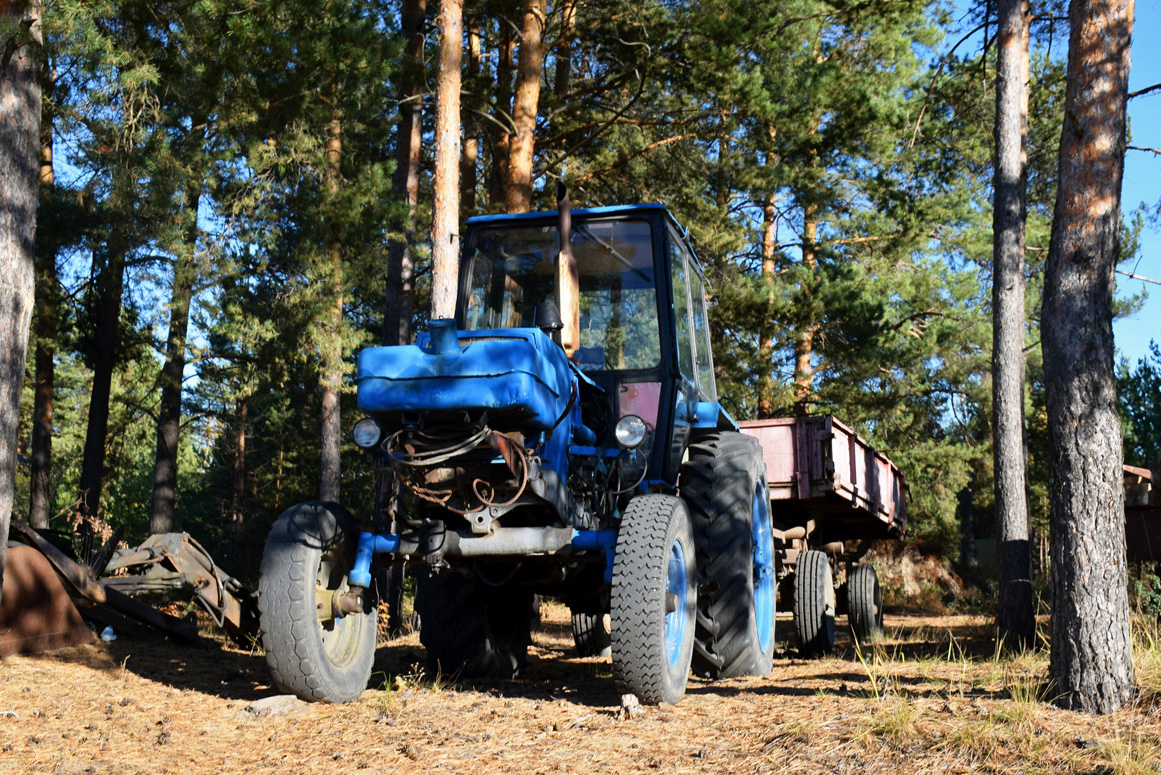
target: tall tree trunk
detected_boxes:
[30,79,57,529]
[1042,0,1134,714]
[506,0,544,213]
[462,14,480,213]
[488,19,515,206]
[758,190,778,419]
[228,397,247,564]
[384,0,425,347]
[319,114,344,502]
[793,208,818,411]
[553,0,577,100]
[430,0,463,320]
[77,234,127,524]
[148,180,201,535]
[0,0,42,602]
[992,0,1034,651]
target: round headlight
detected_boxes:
[614,415,648,449]
[352,417,382,449]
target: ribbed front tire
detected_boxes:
[611,495,697,705]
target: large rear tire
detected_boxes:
[258,501,378,703]
[611,495,697,705]
[572,610,612,657]
[682,431,776,679]
[793,549,836,656]
[847,563,883,643]
[414,568,532,679]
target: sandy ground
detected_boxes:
[2,604,1159,775]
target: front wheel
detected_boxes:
[611,495,697,705]
[258,502,378,703]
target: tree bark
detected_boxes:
[77,226,128,524]
[228,397,247,564]
[384,0,425,347]
[793,208,818,411]
[430,0,463,320]
[505,0,545,213]
[488,19,515,206]
[758,190,778,419]
[1042,0,1135,714]
[30,77,57,530]
[319,114,344,503]
[0,0,42,604]
[992,0,1034,651]
[148,180,201,535]
[553,0,577,100]
[462,14,480,213]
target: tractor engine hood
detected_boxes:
[356,321,576,434]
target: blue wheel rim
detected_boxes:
[752,481,775,653]
[665,539,690,669]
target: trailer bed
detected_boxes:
[1125,464,1161,562]
[739,416,907,543]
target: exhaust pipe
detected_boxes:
[556,182,580,357]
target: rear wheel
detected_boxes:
[847,564,883,643]
[414,567,532,679]
[793,549,836,656]
[611,495,697,705]
[258,501,378,703]
[572,610,612,657]
[682,432,776,679]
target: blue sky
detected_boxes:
[1116,0,1161,365]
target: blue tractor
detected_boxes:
[257,198,776,705]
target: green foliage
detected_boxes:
[1119,340,1161,468]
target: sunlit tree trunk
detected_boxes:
[488,20,515,207]
[758,190,778,419]
[319,114,344,502]
[462,14,480,213]
[1042,0,1135,714]
[992,0,1034,651]
[793,208,818,411]
[430,0,463,319]
[506,0,545,213]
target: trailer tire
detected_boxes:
[682,432,776,679]
[847,564,883,643]
[611,495,697,705]
[572,611,612,657]
[793,549,836,656]
[258,501,378,703]
[414,567,531,679]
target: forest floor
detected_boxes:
[2,602,1161,775]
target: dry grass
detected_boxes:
[2,605,1161,774]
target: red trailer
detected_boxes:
[740,416,908,654]
[1125,462,1161,562]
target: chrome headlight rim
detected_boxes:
[352,417,383,449]
[614,414,648,449]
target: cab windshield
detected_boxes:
[462,219,661,371]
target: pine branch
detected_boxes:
[1117,269,1161,286]
[1128,83,1161,99]
[1128,145,1161,157]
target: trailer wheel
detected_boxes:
[572,611,612,657]
[258,501,378,703]
[847,564,883,643]
[793,549,836,656]
[611,495,697,705]
[414,567,531,679]
[682,432,776,679]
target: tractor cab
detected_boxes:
[457,204,732,485]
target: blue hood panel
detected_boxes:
[356,327,574,432]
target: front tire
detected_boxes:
[258,501,378,703]
[682,432,776,679]
[611,495,697,705]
